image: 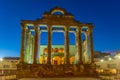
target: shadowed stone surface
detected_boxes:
[17,63,98,79]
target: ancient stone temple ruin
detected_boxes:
[17,7,97,79]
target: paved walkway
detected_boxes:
[19,78,100,80]
[0,75,16,80]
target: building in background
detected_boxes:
[95,52,120,74]
[39,45,76,65]
[0,57,19,75]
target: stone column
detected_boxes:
[74,32,78,64]
[38,31,40,64]
[25,28,30,63]
[64,26,69,64]
[32,35,34,63]
[20,23,26,63]
[29,32,33,64]
[28,31,31,63]
[89,26,94,63]
[33,24,39,64]
[83,31,89,64]
[47,25,52,64]
[76,26,82,64]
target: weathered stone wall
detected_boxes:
[17,63,98,79]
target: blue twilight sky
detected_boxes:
[0,0,120,58]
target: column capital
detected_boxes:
[64,25,70,31]
[47,25,52,30]
[21,23,26,29]
[77,26,82,30]
[89,25,94,31]
[34,24,39,28]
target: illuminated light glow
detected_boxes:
[115,55,120,59]
[100,59,104,62]
[111,69,117,74]
[52,56,61,65]
[69,57,75,64]
[118,56,120,59]
[0,58,3,61]
[108,57,112,61]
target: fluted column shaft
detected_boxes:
[32,36,34,63]
[64,26,69,64]
[47,25,52,64]
[29,32,33,63]
[83,31,89,64]
[20,23,26,63]
[38,31,40,64]
[89,27,94,63]
[77,27,82,64]
[33,24,39,64]
[75,32,78,64]
[25,29,30,63]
